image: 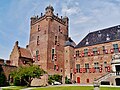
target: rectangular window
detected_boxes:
[84,49,88,56]
[85,63,89,73]
[54,65,56,70]
[93,47,97,55]
[102,46,106,54]
[55,36,57,45]
[37,36,39,45]
[113,44,119,53]
[76,50,79,57]
[36,50,39,61]
[76,64,80,73]
[38,25,40,31]
[94,62,99,72]
[59,26,60,32]
[104,61,107,68]
[104,61,107,72]
[52,48,55,61]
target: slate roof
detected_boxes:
[18,47,32,59]
[75,25,120,48]
[65,37,76,47]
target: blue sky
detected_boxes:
[0,0,120,59]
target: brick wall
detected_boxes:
[75,40,120,84]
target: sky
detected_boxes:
[0,0,120,59]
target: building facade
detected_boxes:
[9,5,120,85]
[74,25,120,85]
[28,5,68,76]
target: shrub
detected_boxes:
[13,77,21,86]
[48,74,62,85]
[65,76,72,84]
[0,72,7,86]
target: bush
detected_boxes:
[65,76,72,84]
[0,72,7,86]
[48,74,62,85]
[13,77,21,86]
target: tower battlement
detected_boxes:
[30,5,68,26]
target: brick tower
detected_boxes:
[28,5,69,76]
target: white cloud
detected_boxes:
[1,0,120,59]
[62,5,80,15]
[61,0,81,16]
[74,16,91,24]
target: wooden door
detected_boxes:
[77,77,80,83]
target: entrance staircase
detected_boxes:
[95,72,117,83]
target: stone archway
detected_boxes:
[115,78,120,86]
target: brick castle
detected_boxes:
[1,5,120,86]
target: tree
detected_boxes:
[10,65,46,86]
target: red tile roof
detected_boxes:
[19,47,32,59]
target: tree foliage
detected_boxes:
[48,74,62,85]
[0,72,7,86]
[10,65,46,86]
[0,66,7,86]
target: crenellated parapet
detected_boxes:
[30,5,69,26]
[31,14,68,26]
[53,15,68,26]
[30,15,46,25]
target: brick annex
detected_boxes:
[1,5,120,86]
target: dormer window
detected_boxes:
[118,25,120,29]
[118,29,120,33]
[86,39,89,45]
[98,31,101,37]
[106,34,110,41]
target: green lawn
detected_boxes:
[2,86,120,90]
[2,86,26,90]
[32,86,120,90]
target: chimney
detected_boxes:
[0,59,4,65]
[26,45,29,48]
[15,41,19,46]
[6,60,10,66]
